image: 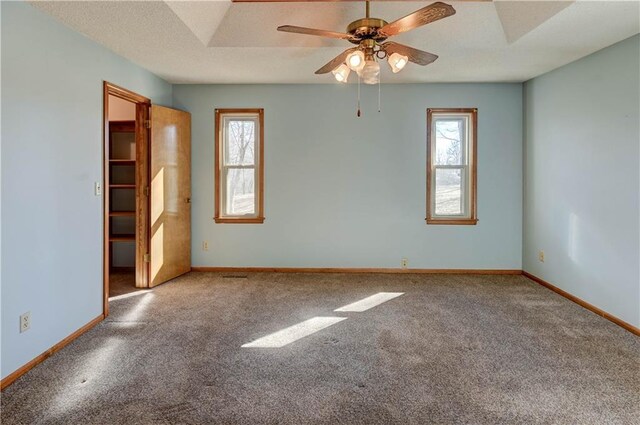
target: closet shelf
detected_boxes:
[109,159,136,165]
[109,184,136,189]
[109,234,135,242]
[109,211,135,217]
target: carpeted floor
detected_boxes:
[2,272,638,424]
[109,271,138,297]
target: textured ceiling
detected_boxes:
[29,0,640,84]
[494,1,574,43]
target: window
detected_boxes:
[426,108,477,225]
[215,109,264,223]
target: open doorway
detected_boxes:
[103,82,151,315]
[108,96,137,296]
[103,82,192,317]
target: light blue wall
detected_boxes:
[1,2,172,379]
[523,35,640,328]
[173,83,523,270]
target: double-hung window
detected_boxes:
[427,108,478,225]
[215,109,264,223]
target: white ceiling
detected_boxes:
[29,0,640,84]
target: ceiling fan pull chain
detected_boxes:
[378,74,381,113]
[357,73,361,117]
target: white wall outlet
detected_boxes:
[94,182,102,196]
[538,250,545,263]
[202,241,209,251]
[401,258,409,269]
[20,312,31,333]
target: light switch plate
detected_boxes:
[95,182,102,196]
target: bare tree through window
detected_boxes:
[215,108,264,223]
[227,120,256,215]
[427,108,477,225]
[435,120,464,215]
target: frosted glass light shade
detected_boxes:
[388,53,408,73]
[346,50,365,72]
[331,64,351,83]
[361,60,380,85]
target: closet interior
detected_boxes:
[107,95,137,297]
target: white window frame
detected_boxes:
[427,108,478,225]
[215,109,264,223]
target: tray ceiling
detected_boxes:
[29,0,640,84]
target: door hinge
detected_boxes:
[144,119,151,129]
[144,253,150,263]
[145,186,150,197]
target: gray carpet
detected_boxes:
[109,271,138,297]
[2,272,638,424]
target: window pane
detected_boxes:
[434,119,465,165]
[225,119,255,166]
[226,168,255,216]
[435,168,463,216]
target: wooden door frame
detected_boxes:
[103,82,151,316]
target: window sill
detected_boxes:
[425,218,478,225]
[214,217,265,224]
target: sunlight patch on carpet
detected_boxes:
[242,317,347,348]
[334,292,404,312]
[109,290,152,301]
[117,293,155,326]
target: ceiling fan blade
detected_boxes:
[379,2,456,37]
[278,25,354,40]
[382,42,439,66]
[315,48,358,74]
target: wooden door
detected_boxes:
[149,105,191,287]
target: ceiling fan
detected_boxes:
[277,1,456,84]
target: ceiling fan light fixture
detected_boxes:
[279,1,455,112]
[346,50,365,72]
[361,60,380,85]
[332,63,351,83]
[388,52,408,73]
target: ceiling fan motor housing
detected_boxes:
[347,18,389,44]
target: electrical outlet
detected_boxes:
[202,241,209,251]
[401,258,409,269]
[94,182,102,196]
[20,312,31,333]
[538,250,545,263]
